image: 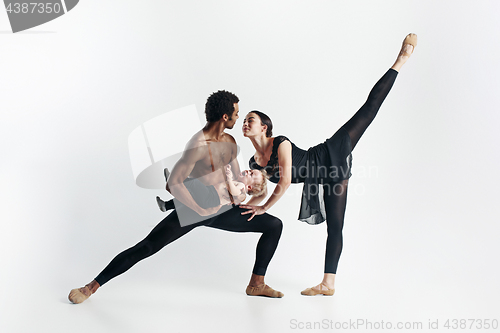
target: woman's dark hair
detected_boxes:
[250,110,273,137]
[205,90,239,122]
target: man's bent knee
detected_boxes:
[268,216,283,234]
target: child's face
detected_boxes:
[237,169,263,187]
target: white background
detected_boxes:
[1,1,499,332]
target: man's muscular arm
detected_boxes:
[168,144,220,216]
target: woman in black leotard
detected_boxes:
[239,34,417,296]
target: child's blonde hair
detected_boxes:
[247,169,268,197]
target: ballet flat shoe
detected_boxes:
[68,286,92,304]
[301,284,335,296]
[402,33,418,56]
[246,284,284,298]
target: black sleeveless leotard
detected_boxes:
[250,127,352,225]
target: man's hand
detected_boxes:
[239,204,267,221]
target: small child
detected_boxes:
[157,165,267,212]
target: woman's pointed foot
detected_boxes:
[301,283,335,296]
[392,33,417,71]
[246,284,284,298]
[401,33,417,57]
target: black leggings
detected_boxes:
[94,206,282,285]
[323,68,398,274]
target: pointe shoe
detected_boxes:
[246,284,284,298]
[301,283,335,296]
[401,33,418,57]
[68,285,92,304]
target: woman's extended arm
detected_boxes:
[240,140,292,220]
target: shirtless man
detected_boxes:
[68,90,284,304]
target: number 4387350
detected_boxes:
[6,3,62,14]
[444,319,498,330]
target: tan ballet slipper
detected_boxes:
[68,285,92,304]
[68,281,99,304]
[301,283,335,296]
[401,33,418,56]
[246,284,284,298]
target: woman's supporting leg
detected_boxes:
[323,179,349,275]
[301,179,348,296]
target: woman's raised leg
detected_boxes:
[341,33,417,150]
